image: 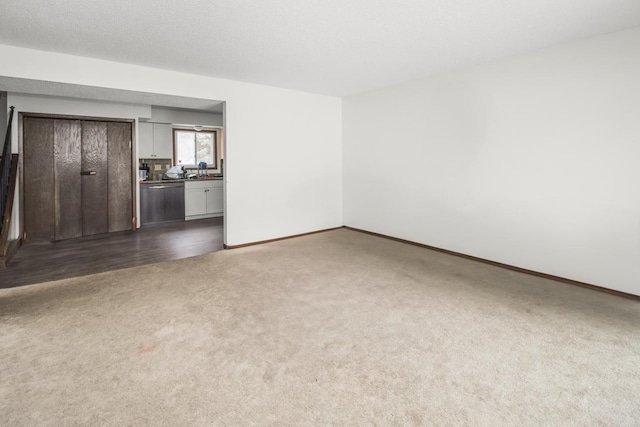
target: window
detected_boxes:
[173,128,217,168]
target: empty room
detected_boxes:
[1,1,639,425]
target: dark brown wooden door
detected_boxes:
[23,116,133,243]
[107,122,132,233]
[81,121,108,236]
[23,117,55,243]
[53,119,83,240]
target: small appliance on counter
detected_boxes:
[139,162,150,181]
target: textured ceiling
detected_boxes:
[1,0,640,97]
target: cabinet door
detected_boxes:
[185,188,207,216]
[153,123,174,159]
[138,122,154,158]
[206,187,224,214]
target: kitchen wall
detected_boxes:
[343,26,640,296]
[141,107,224,178]
[0,44,343,246]
[139,158,172,180]
[138,106,223,179]
[150,106,222,127]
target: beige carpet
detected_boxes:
[1,228,639,425]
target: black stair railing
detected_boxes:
[0,106,15,232]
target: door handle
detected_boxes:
[81,171,96,175]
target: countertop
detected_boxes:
[141,177,223,184]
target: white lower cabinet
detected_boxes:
[185,180,223,220]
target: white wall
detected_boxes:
[0,45,343,246]
[0,93,7,140]
[343,26,640,296]
[150,106,223,127]
[7,94,151,156]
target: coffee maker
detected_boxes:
[139,163,150,181]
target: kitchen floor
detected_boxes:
[0,217,223,289]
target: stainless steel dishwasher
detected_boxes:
[140,182,185,225]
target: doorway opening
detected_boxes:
[1,78,228,286]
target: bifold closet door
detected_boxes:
[53,119,83,241]
[23,117,55,242]
[81,121,109,236]
[107,122,133,233]
[23,117,132,242]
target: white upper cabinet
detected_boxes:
[138,122,173,160]
[138,122,154,158]
[153,124,173,159]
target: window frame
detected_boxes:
[172,128,218,169]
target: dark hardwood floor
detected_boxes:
[0,217,224,289]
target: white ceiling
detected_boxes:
[1,0,640,97]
